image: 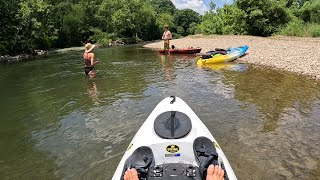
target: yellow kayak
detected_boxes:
[197,46,249,65]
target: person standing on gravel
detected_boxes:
[162,25,172,53]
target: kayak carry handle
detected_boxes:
[170,96,176,104]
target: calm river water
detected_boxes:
[0,45,319,179]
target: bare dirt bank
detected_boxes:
[143,35,320,79]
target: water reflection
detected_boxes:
[87,80,99,105]
[222,67,319,132]
[159,55,175,81]
[197,62,247,71]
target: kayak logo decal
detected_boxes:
[166,145,180,153]
[165,153,180,157]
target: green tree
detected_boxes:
[299,0,320,23]
[16,0,53,51]
[48,1,73,48]
[80,0,104,41]
[156,13,174,30]
[112,0,157,40]
[3,0,320,56]
[209,0,216,11]
[176,26,185,35]
[150,0,176,14]
[60,3,85,47]
[236,0,290,36]
[187,22,198,35]
[174,9,201,36]
[0,0,21,54]
[217,4,247,35]
[197,12,223,35]
[97,0,119,32]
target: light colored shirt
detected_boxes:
[162,30,172,40]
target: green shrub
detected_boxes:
[299,1,320,24]
[0,44,8,56]
[279,21,320,37]
[172,33,183,39]
[34,36,58,50]
[176,26,185,35]
[99,38,112,46]
[237,0,290,36]
[196,14,223,35]
[279,19,304,36]
[187,22,198,35]
[89,28,115,47]
[120,37,143,44]
[307,24,320,37]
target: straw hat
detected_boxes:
[85,43,95,53]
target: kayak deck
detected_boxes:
[112,96,237,180]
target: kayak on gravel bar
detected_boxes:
[197,46,249,65]
[159,48,202,54]
[112,96,237,180]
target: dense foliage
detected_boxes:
[0,0,201,55]
[1,0,320,55]
[197,0,320,37]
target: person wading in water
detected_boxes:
[83,43,96,78]
[162,25,172,54]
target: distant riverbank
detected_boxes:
[0,40,157,64]
[0,47,86,64]
[144,35,320,79]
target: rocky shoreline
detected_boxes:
[0,40,132,64]
[143,35,320,79]
[0,47,86,64]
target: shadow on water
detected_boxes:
[0,46,319,179]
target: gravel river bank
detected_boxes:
[144,35,320,79]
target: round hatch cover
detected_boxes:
[154,111,192,139]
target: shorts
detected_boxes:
[84,67,94,75]
[164,40,170,50]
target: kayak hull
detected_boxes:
[159,48,202,54]
[112,97,237,180]
[197,46,249,65]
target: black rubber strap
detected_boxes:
[170,111,176,138]
[195,148,218,158]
